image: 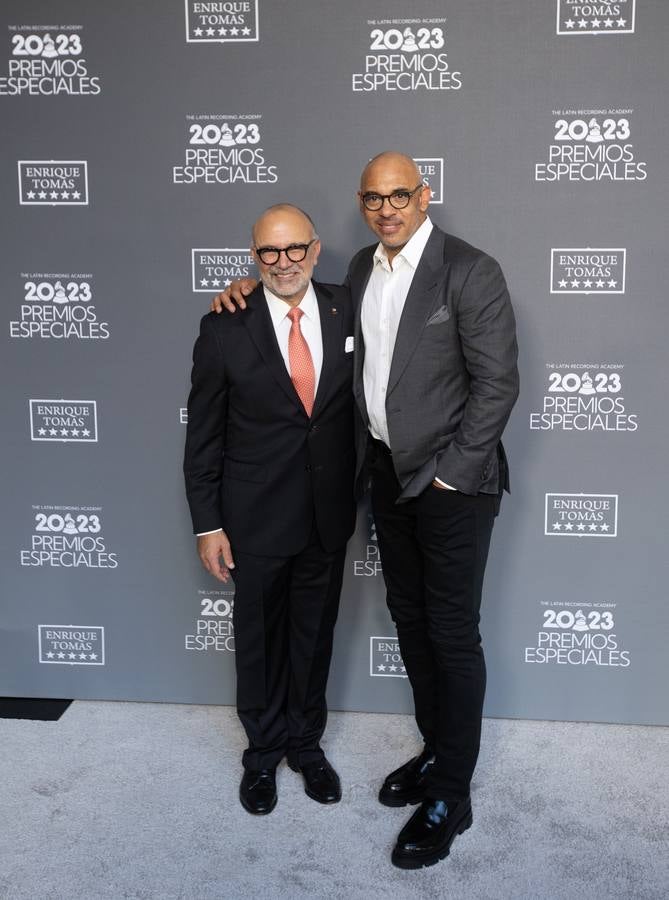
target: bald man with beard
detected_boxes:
[185,204,356,816]
[211,153,519,868]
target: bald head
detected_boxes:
[360,151,422,191]
[252,204,317,245]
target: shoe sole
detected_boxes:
[288,761,341,804]
[305,788,341,804]
[239,793,277,816]
[378,788,424,808]
[390,811,473,869]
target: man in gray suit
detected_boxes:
[347,152,518,869]
[211,151,519,869]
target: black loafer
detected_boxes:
[239,767,277,815]
[378,747,435,807]
[391,796,473,869]
[289,757,341,804]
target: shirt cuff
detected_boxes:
[196,528,223,536]
[434,477,456,490]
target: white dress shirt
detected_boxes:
[197,282,324,535]
[361,216,454,490]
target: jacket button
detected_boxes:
[305,465,312,472]
[310,425,319,433]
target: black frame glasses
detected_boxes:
[360,183,425,211]
[254,239,317,265]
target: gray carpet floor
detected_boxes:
[1,701,667,900]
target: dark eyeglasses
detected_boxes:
[254,239,317,265]
[360,183,424,211]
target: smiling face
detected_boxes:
[251,206,320,305]
[358,152,431,261]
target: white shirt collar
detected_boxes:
[263,281,319,328]
[373,216,433,271]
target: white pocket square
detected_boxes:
[426,306,450,326]
[345,336,354,353]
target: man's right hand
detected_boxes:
[197,531,235,583]
[210,277,258,313]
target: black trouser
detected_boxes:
[231,524,346,771]
[370,445,496,800]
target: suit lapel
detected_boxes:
[387,228,448,396]
[241,284,305,414]
[311,284,343,419]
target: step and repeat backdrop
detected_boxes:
[2,0,668,725]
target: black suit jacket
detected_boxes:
[346,225,519,500]
[184,281,356,556]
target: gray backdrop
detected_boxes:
[2,0,668,726]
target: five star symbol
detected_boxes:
[37,426,92,439]
[27,189,81,202]
[44,650,99,661]
[558,278,617,291]
[193,25,253,38]
[376,663,407,674]
[564,16,629,31]
[552,521,611,533]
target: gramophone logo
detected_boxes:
[556,0,635,35]
[185,1,259,43]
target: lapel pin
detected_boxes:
[331,307,338,315]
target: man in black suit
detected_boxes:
[184,204,356,815]
[210,152,519,867]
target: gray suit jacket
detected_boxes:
[346,224,519,501]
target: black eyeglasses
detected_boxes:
[254,239,317,265]
[360,183,424,211]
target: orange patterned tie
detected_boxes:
[287,307,315,416]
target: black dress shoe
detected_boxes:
[289,757,341,804]
[391,796,473,869]
[378,747,435,807]
[239,768,277,815]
